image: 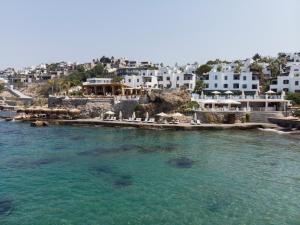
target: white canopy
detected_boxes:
[212,91,221,95]
[105,111,115,115]
[266,90,275,94]
[201,99,217,104]
[224,90,233,95]
[171,112,184,117]
[156,112,169,117]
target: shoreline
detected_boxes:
[15,118,278,131]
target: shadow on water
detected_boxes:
[7,157,61,169]
[91,165,133,189]
[0,198,14,217]
[78,143,179,156]
[113,175,133,188]
[167,157,195,169]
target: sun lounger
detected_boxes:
[190,120,196,125]
[143,118,149,122]
[196,120,201,125]
[135,118,142,122]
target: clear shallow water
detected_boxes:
[0,121,300,225]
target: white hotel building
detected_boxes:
[123,65,197,91]
[201,61,260,93]
[270,62,300,93]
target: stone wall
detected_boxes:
[196,111,247,124]
[113,99,139,119]
[48,96,113,118]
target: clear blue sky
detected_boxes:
[0,0,299,69]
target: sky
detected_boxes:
[0,0,299,69]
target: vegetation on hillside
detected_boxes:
[193,80,206,94]
[286,93,300,105]
[0,83,5,93]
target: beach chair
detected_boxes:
[135,118,142,122]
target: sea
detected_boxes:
[0,120,300,225]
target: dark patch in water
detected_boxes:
[53,145,66,151]
[113,175,133,188]
[0,198,14,216]
[70,135,85,141]
[138,144,178,153]
[30,158,60,167]
[92,165,115,176]
[167,157,195,168]
[206,201,222,212]
[8,157,61,169]
[78,144,138,156]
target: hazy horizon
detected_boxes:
[0,0,299,70]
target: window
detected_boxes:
[166,77,170,81]
[137,79,139,82]
[283,80,289,84]
[243,76,247,81]
[233,75,240,80]
[252,84,258,90]
[223,84,228,88]
[176,84,179,88]
[242,84,247,89]
[233,83,239,89]
[296,81,299,86]
[215,75,218,80]
[214,83,218,88]
[128,79,131,82]
[224,76,228,80]
[177,76,179,81]
[143,73,145,76]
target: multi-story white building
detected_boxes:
[201,62,260,92]
[270,62,300,93]
[123,66,196,91]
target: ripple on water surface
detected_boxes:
[0,122,300,225]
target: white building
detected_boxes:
[270,62,300,93]
[202,62,260,92]
[123,65,196,91]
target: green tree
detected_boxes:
[252,53,261,61]
[0,83,5,93]
[196,64,211,76]
[217,65,222,72]
[286,93,300,105]
[112,76,123,83]
[193,80,206,94]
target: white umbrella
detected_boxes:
[105,111,115,115]
[119,111,123,120]
[145,112,149,120]
[241,90,245,97]
[132,111,136,119]
[281,91,286,98]
[266,90,275,94]
[224,90,233,95]
[156,112,169,117]
[171,112,184,117]
[212,91,221,95]
[193,112,197,122]
[201,91,204,98]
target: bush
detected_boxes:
[286,93,300,105]
[186,101,199,110]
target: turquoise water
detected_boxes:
[0,121,300,225]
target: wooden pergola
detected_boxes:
[83,83,145,96]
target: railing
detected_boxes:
[192,94,284,100]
